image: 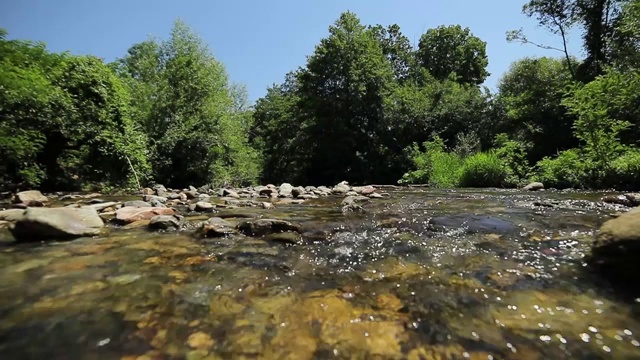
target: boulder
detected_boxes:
[0,209,25,222]
[341,195,370,207]
[153,184,168,196]
[221,189,240,199]
[291,186,306,198]
[278,183,294,198]
[602,193,640,207]
[141,188,154,195]
[12,190,48,204]
[183,191,198,200]
[194,201,216,212]
[148,214,184,231]
[523,182,544,191]
[11,207,104,241]
[332,181,351,194]
[590,208,640,281]
[115,206,175,224]
[197,217,236,237]
[237,219,301,236]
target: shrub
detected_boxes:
[534,149,588,189]
[459,151,507,187]
[492,133,531,187]
[399,135,463,187]
[611,149,640,190]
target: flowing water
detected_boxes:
[1,188,640,359]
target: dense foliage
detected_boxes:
[2,1,639,191]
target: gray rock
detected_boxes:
[11,207,104,241]
[237,218,301,236]
[345,191,359,197]
[601,194,633,207]
[297,194,318,200]
[590,207,640,280]
[142,195,168,204]
[332,181,351,194]
[222,189,240,199]
[368,192,384,199]
[291,186,306,198]
[188,185,197,192]
[278,183,294,198]
[341,195,370,206]
[148,214,184,231]
[195,201,216,212]
[12,190,48,204]
[0,209,25,222]
[123,200,151,208]
[197,217,236,237]
[84,201,120,212]
[523,182,544,191]
[183,191,198,200]
[352,185,376,195]
[153,184,168,196]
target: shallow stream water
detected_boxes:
[1,188,639,359]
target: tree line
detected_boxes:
[1,0,639,192]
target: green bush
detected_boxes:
[534,149,588,189]
[429,151,464,188]
[492,133,531,187]
[459,151,507,187]
[399,135,463,187]
[611,149,640,190]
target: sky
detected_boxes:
[3,0,583,103]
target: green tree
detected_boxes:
[297,12,395,184]
[417,25,490,85]
[497,57,578,162]
[0,31,148,190]
[116,20,259,187]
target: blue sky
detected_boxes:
[3,0,583,103]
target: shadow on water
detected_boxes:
[0,188,639,359]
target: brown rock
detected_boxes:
[115,206,175,224]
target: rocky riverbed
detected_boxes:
[1,183,640,359]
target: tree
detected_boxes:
[497,57,578,162]
[509,0,625,81]
[417,25,490,85]
[0,31,149,191]
[369,24,415,82]
[116,20,259,187]
[297,12,395,184]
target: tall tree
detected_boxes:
[417,25,490,85]
[297,12,395,184]
[116,20,259,187]
[369,24,415,82]
[509,0,625,81]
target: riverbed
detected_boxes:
[1,188,639,359]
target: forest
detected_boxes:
[1,0,639,192]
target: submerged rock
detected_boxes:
[265,231,302,244]
[11,207,104,241]
[237,219,301,236]
[148,214,184,231]
[197,217,236,237]
[601,193,640,207]
[12,190,48,204]
[428,214,518,234]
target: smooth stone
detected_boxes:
[11,207,104,241]
[12,190,48,204]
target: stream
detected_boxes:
[1,188,639,359]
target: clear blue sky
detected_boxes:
[3,0,582,103]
